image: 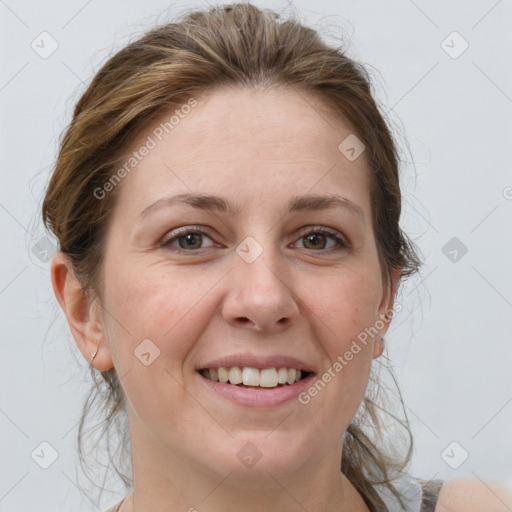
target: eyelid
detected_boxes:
[294,225,347,247]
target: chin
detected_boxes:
[196,434,314,486]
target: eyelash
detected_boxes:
[160,226,348,254]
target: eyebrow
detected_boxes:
[138,193,365,223]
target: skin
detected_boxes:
[51,85,403,512]
[437,479,512,511]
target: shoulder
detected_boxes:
[435,477,512,512]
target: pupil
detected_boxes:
[305,234,325,249]
[180,233,201,249]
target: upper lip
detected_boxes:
[197,354,316,373]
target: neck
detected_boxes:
[119,411,368,512]
[119,416,369,512]
[121,473,368,512]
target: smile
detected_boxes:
[199,366,311,388]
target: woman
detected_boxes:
[42,3,511,511]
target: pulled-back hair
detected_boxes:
[42,3,422,510]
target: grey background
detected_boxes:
[0,0,511,510]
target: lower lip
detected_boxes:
[197,372,315,407]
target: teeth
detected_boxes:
[286,368,296,385]
[228,366,243,385]
[202,366,306,388]
[242,367,260,386]
[218,367,229,383]
[260,368,278,387]
[277,367,288,384]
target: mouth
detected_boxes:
[198,366,313,389]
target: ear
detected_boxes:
[50,252,113,371]
[372,266,401,359]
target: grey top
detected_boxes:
[374,473,444,511]
[103,474,444,512]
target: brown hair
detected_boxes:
[42,3,422,510]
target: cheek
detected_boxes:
[303,269,380,405]
[102,265,215,432]
[103,261,219,367]
[307,265,383,346]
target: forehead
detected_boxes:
[111,85,372,221]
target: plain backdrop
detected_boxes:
[0,0,511,510]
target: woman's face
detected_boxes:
[92,86,398,483]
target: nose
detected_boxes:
[221,246,300,334]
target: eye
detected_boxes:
[160,226,347,254]
[161,228,215,252]
[293,227,347,251]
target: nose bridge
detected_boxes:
[235,232,289,296]
[223,232,299,332]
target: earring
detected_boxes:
[90,347,98,365]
